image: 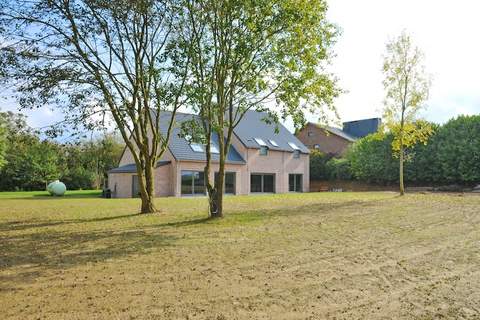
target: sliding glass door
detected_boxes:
[181,171,206,195]
[288,174,303,192]
[250,174,275,193]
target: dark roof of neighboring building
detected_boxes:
[342,117,381,138]
[108,161,171,173]
[234,110,309,154]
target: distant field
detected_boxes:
[1,192,479,319]
[0,189,102,199]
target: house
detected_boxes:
[296,118,381,156]
[108,110,310,198]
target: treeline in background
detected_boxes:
[0,111,123,191]
[311,115,480,186]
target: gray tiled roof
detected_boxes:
[113,110,309,171]
[234,110,310,153]
[108,161,171,173]
[159,112,246,163]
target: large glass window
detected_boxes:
[214,172,236,194]
[289,174,303,192]
[250,174,262,192]
[132,175,140,198]
[193,171,205,195]
[181,171,205,195]
[250,174,275,193]
[263,174,274,192]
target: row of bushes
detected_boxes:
[311,115,480,185]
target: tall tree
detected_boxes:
[0,0,190,213]
[382,31,432,195]
[178,0,339,217]
[60,134,123,190]
[0,111,60,190]
[0,111,6,169]
[23,140,61,189]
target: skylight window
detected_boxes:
[190,143,204,152]
[210,144,219,154]
[254,138,267,146]
[288,142,300,150]
[269,139,279,147]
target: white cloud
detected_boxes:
[327,0,480,124]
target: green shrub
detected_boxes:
[432,115,480,183]
[346,132,397,183]
[309,150,333,180]
[325,158,352,180]
[345,115,480,185]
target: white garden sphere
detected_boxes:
[47,180,67,196]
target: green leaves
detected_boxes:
[433,115,480,183]
[347,133,398,183]
[0,113,7,169]
[180,0,339,129]
[390,120,434,157]
[0,110,123,191]
[382,31,431,125]
[346,115,480,185]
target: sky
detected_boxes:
[328,0,480,124]
[1,0,479,131]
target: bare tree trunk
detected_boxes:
[204,134,218,217]
[213,155,225,218]
[399,107,405,196]
[211,132,225,218]
[140,192,156,213]
[137,160,157,214]
[399,142,405,196]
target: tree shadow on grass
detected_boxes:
[0,213,141,232]
[0,227,179,285]
[0,215,213,280]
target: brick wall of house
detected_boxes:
[112,131,309,198]
[230,132,309,194]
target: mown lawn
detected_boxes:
[1,191,479,319]
[0,189,102,199]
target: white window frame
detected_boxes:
[269,139,279,147]
[254,138,267,146]
[190,143,204,152]
[288,142,300,150]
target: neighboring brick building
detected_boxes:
[296,118,381,156]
